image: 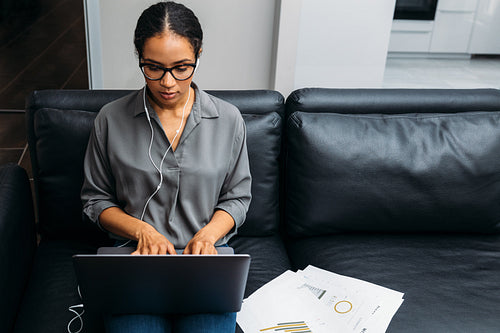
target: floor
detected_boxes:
[383,55,500,89]
[0,0,88,178]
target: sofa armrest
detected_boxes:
[0,163,36,332]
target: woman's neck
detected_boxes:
[147,86,194,118]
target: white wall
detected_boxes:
[469,0,500,54]
[85,0,396,94]
[272,0,302,97]
[85,0,277,90]
[294,0,396,90]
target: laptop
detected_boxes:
[95,246,236,255]
[72,247,250,315]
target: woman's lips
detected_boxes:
[160,91,176,100]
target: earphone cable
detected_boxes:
[67,286,84,333]
[68,86,193,329]
[140,86,190,222]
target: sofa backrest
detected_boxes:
[285,88,500,237]
[26,89,284,241]
[207,90,284,237]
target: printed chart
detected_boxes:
[260,321,311,332]
[237,266,404,333]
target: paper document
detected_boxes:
[237,266,404,333]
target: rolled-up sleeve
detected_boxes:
[81,117,119,227]
[215,117,252,235]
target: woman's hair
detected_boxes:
[134,1,203,60]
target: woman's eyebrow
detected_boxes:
[142,58,163,65]
[172,58,194,65]
[142,58,194,66]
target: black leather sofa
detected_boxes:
[3,88,500,332]
[0,163,36,333]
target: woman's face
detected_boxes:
[141,32,197,111]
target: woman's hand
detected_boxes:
[183,210,235,255]
[132,222,177,255]
[99,207,176,255]
[183,232,218,254]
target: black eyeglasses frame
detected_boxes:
[139,62,197,81]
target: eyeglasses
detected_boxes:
[139,62,197,81]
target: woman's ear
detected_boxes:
[194,50,202,72]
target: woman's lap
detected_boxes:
[175,312,236,332]
[105,314,172,333]
[105,312,236,333]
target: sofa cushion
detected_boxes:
[33,108,106,240]
[240,113,282,236]
[13,240,105,333]
[207,90,285,236]
[208,90,285,117]
[286,88,500,115]
[287,233,500,332]
[0,164,36,333]
[229,235,292,297]
[286,111,500,236]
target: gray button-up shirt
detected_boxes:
[81,85,252,247]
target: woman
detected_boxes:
[81,2,252,332]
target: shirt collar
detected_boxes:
[133,83,219,119]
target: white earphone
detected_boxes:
[140,85,191,222]
[141,57,198,219]
[194,58,200,73]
